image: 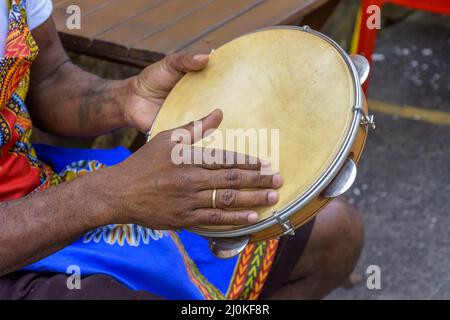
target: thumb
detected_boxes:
[172,108,223,144]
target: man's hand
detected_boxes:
[0,107,282,275]
[104,109,283,230]
[125,53,209,133]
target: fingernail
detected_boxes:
[261,161,274,175]
[193,54,208,62]
[247,212,259,223]
[261,160,271,168]
[272,174,283,188]
[268,191,279,204]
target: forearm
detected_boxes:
[0,169,115,276]
[27,18,204,137]
[28,61,132,138]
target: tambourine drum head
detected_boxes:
[151,28,356,230]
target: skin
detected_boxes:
[268,197,364,299]
[27,18,202,137]
[1,17,364,299]
[0,109,284,276]
[0,18,282,276]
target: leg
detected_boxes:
[267,197,364,299]
[0,271,162,300]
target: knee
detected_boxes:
[277,198,364,299]
[290,197,364,284]
[322,197,364,244]
[313,197,364,280]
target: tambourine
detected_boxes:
[147,26,375,258]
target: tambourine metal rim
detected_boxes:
[146,26,364,239]
[189,26,363,238]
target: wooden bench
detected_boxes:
[53,0,339,67]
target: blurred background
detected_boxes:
[40,0,450,299]
[326,0,450,300]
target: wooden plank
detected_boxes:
[55,0,333,66]
[93,0,213,55]
[53,0,119,30]
[52,0,70,28]
[59,0,165,42]
[62,41,162,67]
[300,0,340,30]
[131,0,265,59]
[54,0,121,49]
[181,0,330,54]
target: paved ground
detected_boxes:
[327,10,450,299]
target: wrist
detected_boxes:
[119,77,137,128]
[123,75,160,133]
[73,167,121,227]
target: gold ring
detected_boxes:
[212,189,217,209]
[145,130,152,143]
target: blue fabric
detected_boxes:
[33,144,132,171]
[24,144,238,299]
[177,231,239,294]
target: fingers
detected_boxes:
[199,149,262,171]
[169,109,223,144]
[164,53,209,74]
[190,209,259,226]
[136,53,208,99]
[195,168,283,190]
[182,148,262,170]
[195,189,279,209]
